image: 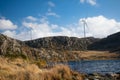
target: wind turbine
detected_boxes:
[28,25,33,41]
[81,19,88,50]
[30,29,32,40]
[81,19,88,38]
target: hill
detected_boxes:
[24,36,98,50]
[0,34,100,62]
[0,32,120,62]
[88,32,120,53]
[0,33,120,80]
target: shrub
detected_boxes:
[4,52,27,60]
[33,59,47,68]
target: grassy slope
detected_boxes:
[71,51,120,60]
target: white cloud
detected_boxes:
[80,0,85,3]
[2,15,120,41]
[3,30,16,38]
[47,1,60,18]
[48,1,55,7]
[80,0,97,6]
[46,12,60,18]
[22,18,54,40]
[0,18,17,30]
[51,24,59,29]
[26,16,37,21]
[22,21,36,29]
[46,7,60,18]
[87,0,96,6]
[40,16,49,23]
[79,15,120,38]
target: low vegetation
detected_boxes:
[1,56,120,80]
[0,57,84,80]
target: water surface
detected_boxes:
[68,60,120,74]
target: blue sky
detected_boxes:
[0,0,120,40]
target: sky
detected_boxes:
[0,0,120,41]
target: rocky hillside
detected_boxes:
[0,34,100,62]
[0,34,40,60]
[1,32,120,62]
[88,32,120,53]
[24,36,99,50]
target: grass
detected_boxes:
[0,57,84,80]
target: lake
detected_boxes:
[68,60,120,74]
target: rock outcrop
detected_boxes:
[0,34,39,60]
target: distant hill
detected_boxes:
[88,32,120,53]
[24,36,98,51]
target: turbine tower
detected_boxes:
[28,26,33,41]
[30,29,32,40]
[81,19,88,50]
[81,19,88,38]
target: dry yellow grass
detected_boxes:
[72,51,120,60]
[0,57,84,80]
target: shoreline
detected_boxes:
[82,72,120,80]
